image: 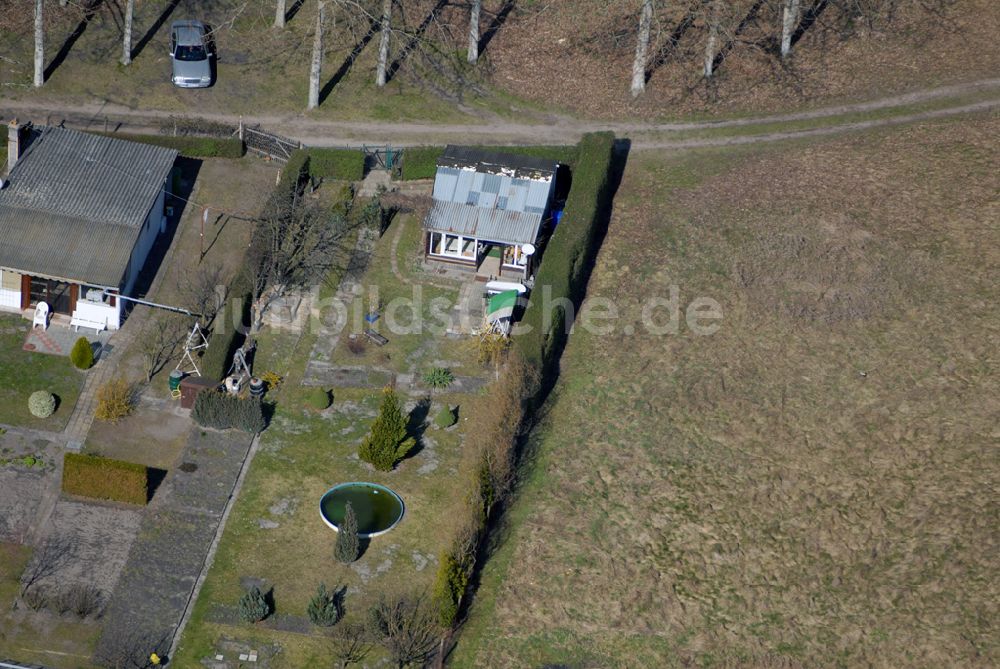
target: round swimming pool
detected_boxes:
[319,482,405,539]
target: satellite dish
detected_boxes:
[522,243,536,256]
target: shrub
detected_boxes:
[21,586,48,611]
[28,390,56,418]
[192,391,266,433]
[62,453,149,505]
[433,406,457,429]
[358,387,416,471]
[238,586,270,623]
[423,367,454,389]
[309,148,365,181]
[260,371,283,391]
[433,550,470,627]
[70,337,94,370]
[304,387,332,411]
[400,146,444,180]
[334,501,360,564]
[201,292,250,381]
[514,132,616,374]
[90,131,245,158]
[307,583,342,627]
[95,377,134,423]
[54,584,103,618]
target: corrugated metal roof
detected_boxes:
[432,166,553,215]
[0,207,137,287]
[0,126,176,286]
[424,200,542,246]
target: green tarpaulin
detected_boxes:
[486,290,520,322]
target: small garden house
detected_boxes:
[0,121,177,331]
[423,145,558,282]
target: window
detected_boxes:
[429,233,477,261]
[497,196,508,210]
[466,191,480,206]
[0,270,20,292]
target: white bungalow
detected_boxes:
[423,145,559,282]
[0,121,177,331]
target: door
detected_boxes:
[28,277,75,315]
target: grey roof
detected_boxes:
[438,145,557,179]
[425,200,544,246]
[0,126,176,287]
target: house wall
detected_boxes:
[123,184,166,296]
[0,268,21,310]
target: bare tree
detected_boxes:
[376,0,392,86]
[703,0,721,78]
[34,0,44,87]
[309,1,326,109]
[19,537,75,600]
[780,0,800,58]
[247,192,353,331]
[275,0,287,28]
[333,623,374,668]
[467,0,481,63]
[367,594,439,668]
[631,0,654,97]
[176,264,226,324]
[137,314,187,383]
[121,0,134,65]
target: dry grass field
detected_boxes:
[455,113,999,667]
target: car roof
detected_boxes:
[171,20,206,45]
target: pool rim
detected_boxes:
[318,481,405,539]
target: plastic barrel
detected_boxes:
[249,377,265,398]
[168,369,184,393]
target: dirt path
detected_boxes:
[2,79,998,149]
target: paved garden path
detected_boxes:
[93,429,255,664]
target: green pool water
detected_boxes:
[319,482,404,538]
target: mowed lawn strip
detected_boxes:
[456,114,1000,666]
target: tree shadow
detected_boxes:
[646,8,697,83]
[384,0,449,85]
[285,0,307,24]
[405,396,432,457]
[318,19,379,105]
[791,0,831,48]
[44,0,100,81]
[132,0,181,62]
[710,0,766,75]
[478,0,516,57]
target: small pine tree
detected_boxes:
[334,501,360,564]
[307,583,342,627]
[358,387,416,471]
[238,586,270,623]
[70,337,94,370]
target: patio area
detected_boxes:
[23,320,113,358]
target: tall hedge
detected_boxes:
[90,132,245,159]
[308,148,365,181]
[514,132,616,373]
[201,292,250,381]
[62,453,149,505]
[192,391,266,433]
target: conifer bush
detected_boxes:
[307,583,342,627]
[433,405,457,429]
[238,586,270,623]
[70,337,94,370]
[334,501,360,564]
[358,387,415,471]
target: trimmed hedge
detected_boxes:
[192,391,267,433]
[90,132,245,159]
[62,453,148,505]
[201,292,251,381]
[400,144,579,180]
[514,132,616,373]
[308,148,365,181]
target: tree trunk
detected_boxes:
[468,0,481,64]
[308,2,325,109]
[121,0,134,65]
[631,0,654,97]
[376,0,392,86]
[34,0,44,88]
[703,0,719,78]
[275,0,287,28]
[780,0,800,59]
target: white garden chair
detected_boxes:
[32,301,50,330]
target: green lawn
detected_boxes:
[0,315,84,431]
[173,213,489,666]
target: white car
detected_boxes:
[170,20,213,88]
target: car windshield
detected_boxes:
[175,44,206,62]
